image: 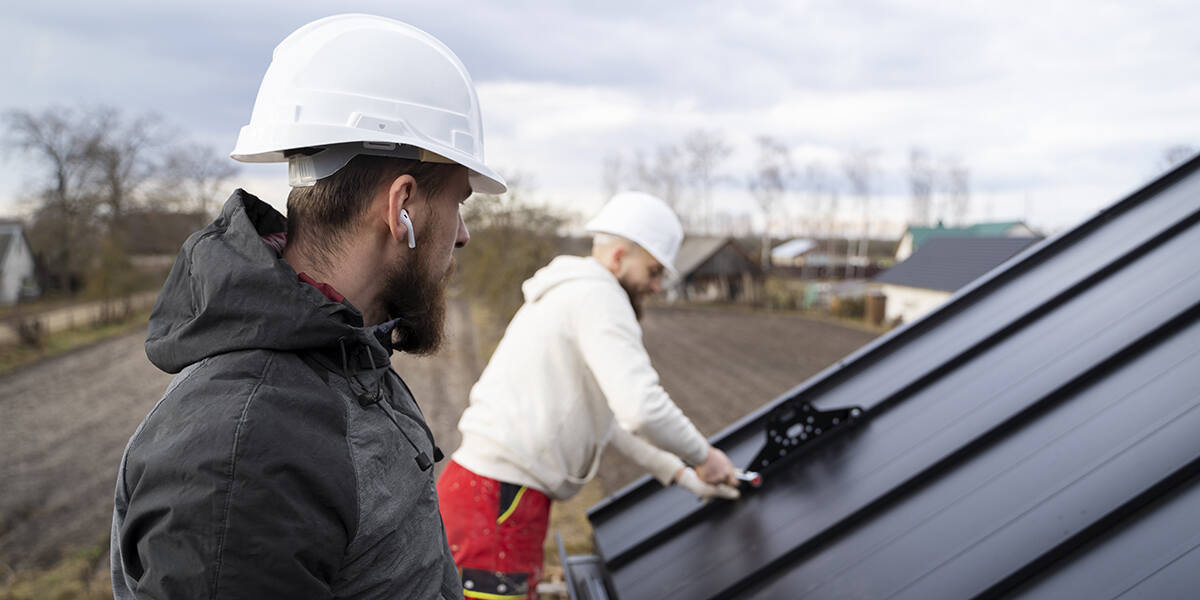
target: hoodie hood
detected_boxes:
[521,255,618,303]
[145,189,384,374]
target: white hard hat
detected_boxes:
[585,192,683,275]
[230,14,506,194]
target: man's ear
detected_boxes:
[609,245,627,271]
[385,174,416,244]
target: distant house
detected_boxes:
[668,236,762,303]
[769,239,818,266]
[874,236,1041,324]
[0,222,40,305]
[895,221,1038,261]
[771,238,896,280]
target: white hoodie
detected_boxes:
[453,255,710,500]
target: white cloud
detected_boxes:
[2,0,1198,235]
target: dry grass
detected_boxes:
[0,542,112,600]
[0,311,150,375]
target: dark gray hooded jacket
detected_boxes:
[111,190,463,599]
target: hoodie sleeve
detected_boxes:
[608,424,686,485]
[575,283,710,466]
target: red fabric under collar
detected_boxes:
[298,272,345,303]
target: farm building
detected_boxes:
[769,238,817,266]
[770,238,896,280]
[873,236,1042,324]
[559,153,1200,599]
[895,220,1038,261]
[667,236,762,303]
[0,222,40,305]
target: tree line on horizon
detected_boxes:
[3,105,238,298]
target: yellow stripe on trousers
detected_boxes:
[496,486,527,525]
[464,590,526,600]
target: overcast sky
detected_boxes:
[3,0,1198,236]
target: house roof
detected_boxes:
[672,236,740,277]
[562,153,1200,599]
[906,221,1030,251]
[770,238,818,260]
[873,236,1042,292]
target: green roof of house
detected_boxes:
[906,221,1029,251]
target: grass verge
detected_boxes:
[0,311,151,375]
[0,541,112,600]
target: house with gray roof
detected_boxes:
[895,220,1038,261]
[667,236,761,303]
[0,223,39,305]
[873,235,1041,324]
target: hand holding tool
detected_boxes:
[676,467,741,500]
[735,470,763,488]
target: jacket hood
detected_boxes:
[145,189,384,374]
[521,255,617,303]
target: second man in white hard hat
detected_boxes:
[438,192,741,600]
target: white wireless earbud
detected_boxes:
[398,208,416,249]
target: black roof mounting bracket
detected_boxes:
[749,398,864,472]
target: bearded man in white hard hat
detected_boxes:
[438,192,741,600]
[110,15,503,599]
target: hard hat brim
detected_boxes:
[231,125,507,195]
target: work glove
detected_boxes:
[675,467,740,501]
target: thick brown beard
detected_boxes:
[380,242,454,355]
[618,277,644,321]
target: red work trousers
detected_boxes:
[437,460,551,600]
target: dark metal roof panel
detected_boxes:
[741,315,1200,599]
[577,154,1200,599]
[873,235,1041,291]
[1007,470,1200,599]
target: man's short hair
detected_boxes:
[286,154,459,269]
[593,232,647,256]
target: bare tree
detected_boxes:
[91,107,170,224]
[800,161,832,236]
[600,153,624,201]
[4,106,108,292]
[748,136,793,269]
[459,171,567,328]
[158,143,240,216]
[683,129,731,234]
[634,144,686,218]
[6,104,236,295]
[943,157,970,225]
[789,161,830,278]
[908,147,934,226]
[842,148,878,278]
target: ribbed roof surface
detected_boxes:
[564,154,1200,600]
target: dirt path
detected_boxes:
[0,329,172,570]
